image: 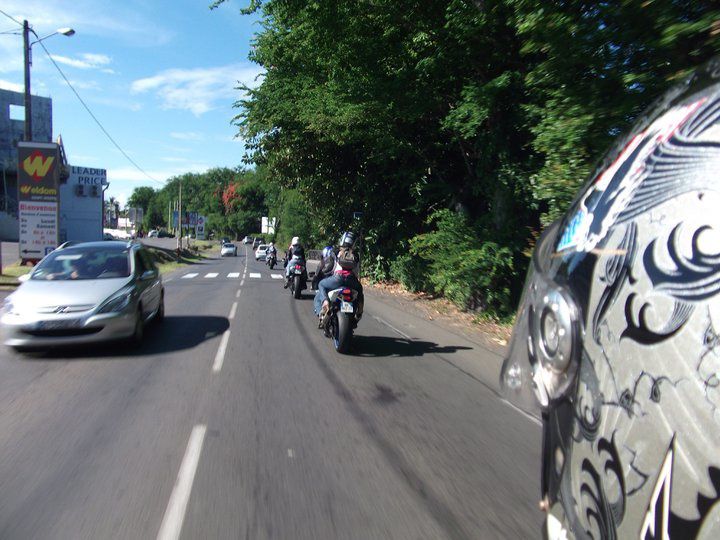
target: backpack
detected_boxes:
[336,246,356,270]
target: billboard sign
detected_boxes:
[172,211,198,227]
[18,142,60,259]
[196,215,206,240]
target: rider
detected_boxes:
[283,236,306,287]
[266,242,277,264]
[500,57,720,539]
[317,231,364,325]
[313,245,336,315]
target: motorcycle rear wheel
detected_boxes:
[293,275,302,299]
[333,312,353,353]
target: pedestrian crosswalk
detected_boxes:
[178,271,284,280]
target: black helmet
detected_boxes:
[338,231,355,247]
[502,58,720,539]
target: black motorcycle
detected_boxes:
[287,258,307,299]
[321,287,360,353]
[266,251,277,269]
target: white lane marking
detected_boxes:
[204,273,218,279]
[164,278,174,283]
[240,279,245,287]
[156,424,207,540]
[270,274,283,279]
[249,273,261,279]
[373,315,412,340]
[235,289,241,298]
[212,330,231,373]
[287,449,295,459]
[227,272,240,278]
[501,398,542,427]
[181,273,198,279]
[229,302,238,320]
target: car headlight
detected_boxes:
[97,287,134,314]
[1,297,16,315]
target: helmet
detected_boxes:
[291,236,300,246]
[269,242,274,247]
[322,246,334,259]
[338,231,355,247]
[501,58,720,539]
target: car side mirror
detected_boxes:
[140,269,157,281]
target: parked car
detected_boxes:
[1,241,164,351]
[243,236,253,244]
[103,232,116,241]
[255,244,269,261]
[220,242,238,257]
[148,230,159,238]
[158,230,174,238]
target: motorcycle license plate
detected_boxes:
[294,269,303,274]
[340,301,354,313]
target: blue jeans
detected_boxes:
[317,274,364,314]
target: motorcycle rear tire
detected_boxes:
[334,312,353,354]
[293,275,302,299]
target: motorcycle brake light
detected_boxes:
[295,264,303,269]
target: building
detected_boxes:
[0,88,53,241]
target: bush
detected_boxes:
[389,253,432,293]
[409,210,517,318]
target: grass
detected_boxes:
[0,262,31,287]
[146,245,211,275]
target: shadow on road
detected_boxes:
[20,315,230,360]
[350,335,472,357]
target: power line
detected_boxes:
[36,40,164,185]
[0,9,22,27]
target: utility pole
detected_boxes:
[23,20,32,141]
[177,179,183,251]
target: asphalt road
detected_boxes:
[0,245,542,539]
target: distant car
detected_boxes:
[220,236,231,246]
[220,243,237,257]
[243,236,253,244]
[148,230,159,238]
[253,238,262,248]
[255,244,269,261]
[103,232,115,241]
[1,241,164,351]
[157,230,174,238]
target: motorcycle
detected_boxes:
[321,287,360,353]
[266,251,277,269]
[287,258,307,299]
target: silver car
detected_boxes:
[1,241,164,351]
[220,242,237,257]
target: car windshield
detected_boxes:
[31,246,131,281]
[257,245,267,251]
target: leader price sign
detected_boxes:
[18,142,60,259]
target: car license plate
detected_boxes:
[37,319,82,330]
[340,302,354,313]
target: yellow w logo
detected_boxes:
[22,152,55,180]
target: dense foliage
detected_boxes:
[209,0,719,317]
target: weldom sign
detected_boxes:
[18,142,60,260]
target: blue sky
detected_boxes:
[0,0,262,205]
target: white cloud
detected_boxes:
[170,131,204,141]
[131,63,263,116]
[51,53,112,70]
[161,157,190,163]
[0,79,23,92]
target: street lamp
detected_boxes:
[23,20,75,141]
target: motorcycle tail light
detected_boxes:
[295,264,302,270]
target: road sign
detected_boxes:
[196,215,206,240]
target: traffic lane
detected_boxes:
[0,256,243,539]
[183,257,540,539]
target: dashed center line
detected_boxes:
[156,424,207,540]
[182,273,198,279]
[212,330,231,373]
[240,279,245,287]
[229,301,238,320]
[204,273,218,279]
[235,289,241,298]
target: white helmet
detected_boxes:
[291,236,299,245]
